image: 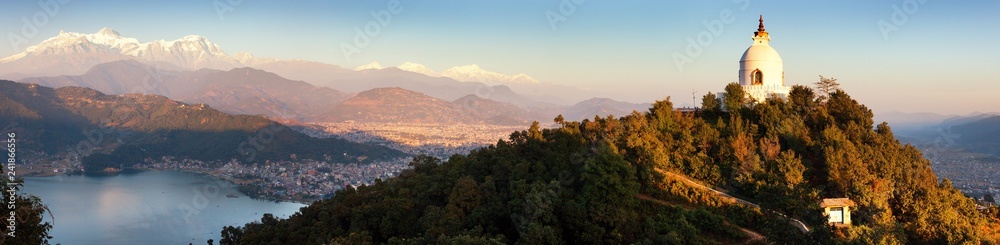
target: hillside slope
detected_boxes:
[951,115,1000,156]
[222,84,1000,244]
[0,80,404,170]
[321,87,479,124]
[20,60,348,121]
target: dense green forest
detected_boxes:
[221,83,1000,244]
[0,80,406,171]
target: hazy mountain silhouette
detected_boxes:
[0,80,404,169]
[20,60,348,121]
[561,97,650,121]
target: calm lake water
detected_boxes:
[21,170,306,245]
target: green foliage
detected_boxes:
[700,92,722,123]
[701,92,720,112]
[0,178,53,245]
[223,82,1000,244]
[814,75,841,101]
[723,82,748,112]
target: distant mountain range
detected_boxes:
[357,62,539,85]
[0,27,278,78]
[562,98,650,121]
[18,60,643,124]
[347,62,598,106]
[948,115,1000,156]
[887,111,1000,157]
[0,80,404,170]
[2,28,650,125]
[319,87,552,125]
[321,87,482,124]
[875,111,1000,132]
[20,60,348,121]
[0,28,604,104]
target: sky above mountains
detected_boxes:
[2,0,998,114]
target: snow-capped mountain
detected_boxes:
[441,64,539,85]
[0,27,273,78]
[357,62,540,85]
[0,27,600,107]
[234,51,280,67]
[397,62,439,77]
[354,61,384,71]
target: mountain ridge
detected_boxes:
[0,27,274,78]
[219,85,1000,244]
[0,80,405,169]
[357,62,541,86]
[19,60,348,121]
[5,28,650,125]
[2,28,608,108]
[321,87,488,124]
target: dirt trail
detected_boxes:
[634,193,766,244]
[653,168,811,233]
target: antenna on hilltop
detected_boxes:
[692,90,697,109]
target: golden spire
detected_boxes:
[757,15,765,32]
[753,15,770,42]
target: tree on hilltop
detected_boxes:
[814,75,840,101]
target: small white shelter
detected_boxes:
[820,198,856,227]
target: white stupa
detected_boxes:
[738,16,790,101]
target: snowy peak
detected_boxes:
[181,35,206,41]
[97,27,122,37]
[397,62,438,77]
[232,51,278,66]
[442,64,485,74]
[441,64,539,85]
[510,74,538,84]
[46,27,138,49]
[354,61,384,71]
[0,27,278,73]
[357,62,541,85]
[234,51,254,62]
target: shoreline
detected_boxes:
[24,168,316,205]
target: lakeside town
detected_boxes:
[134,156,414,203]
[18,122,533,203]
[312,122,530,160]
[18,122,999,204]
[925,147,1000,202]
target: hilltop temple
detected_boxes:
[738,16,790,101]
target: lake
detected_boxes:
[21,170,306,245]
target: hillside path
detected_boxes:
[634,193,766,244]
[654,168,811,234]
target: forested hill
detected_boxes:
[222,83,1000,244]
[0,80,405,170]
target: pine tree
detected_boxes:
[814,75,840,101]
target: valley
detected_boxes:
[314,122,532,159]
[15,121,534,203]
[897,115,1000,202]
[924,149,1000,200]
[0,10,996,243]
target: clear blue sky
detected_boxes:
[2,1,998,114]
